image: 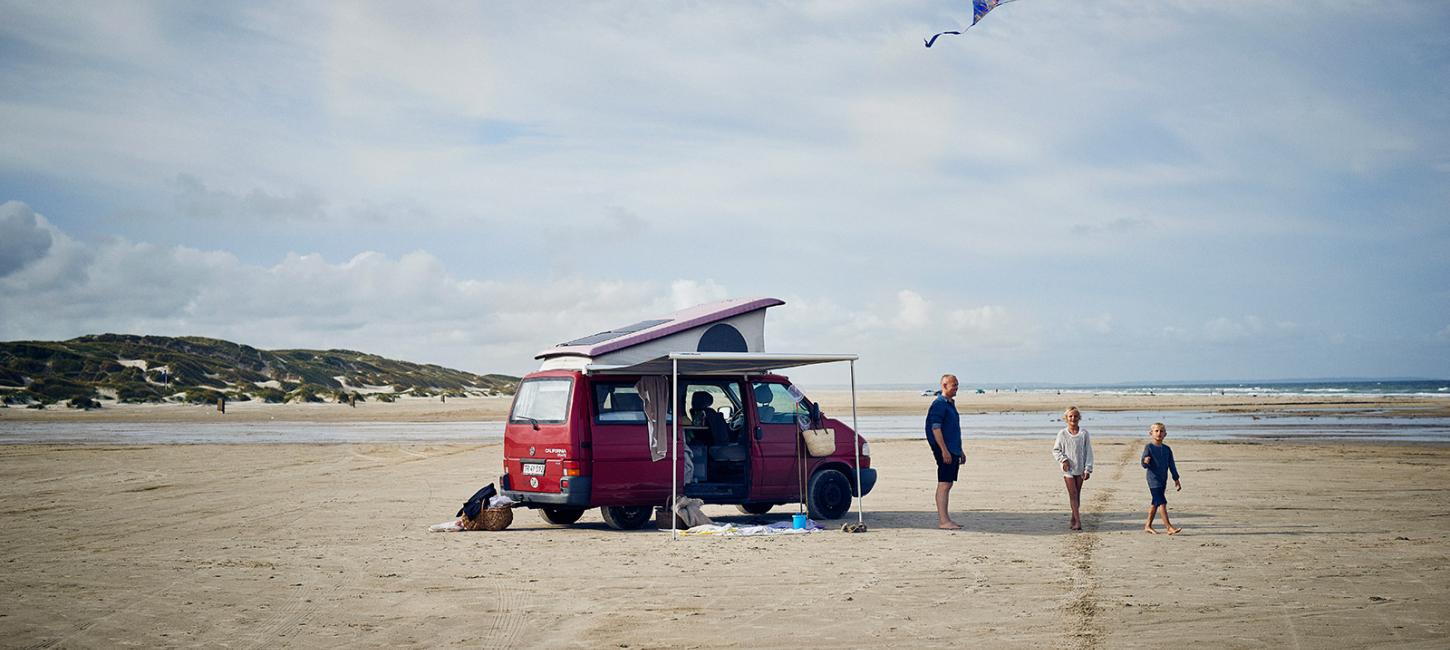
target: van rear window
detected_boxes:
[511,378,572,424]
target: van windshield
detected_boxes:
[511,378,572,424]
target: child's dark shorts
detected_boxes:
[1149,486,1168,506]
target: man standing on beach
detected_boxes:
[926,373,965,530]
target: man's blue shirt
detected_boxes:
[925,395,962,456]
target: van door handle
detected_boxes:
[754,426,763,441]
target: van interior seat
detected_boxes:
[689,390,747,463]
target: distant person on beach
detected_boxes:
[1141,422,1183,534]
[926,373,964,530]
[1052,406,1094,531]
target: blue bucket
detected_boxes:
[792,513,808,529]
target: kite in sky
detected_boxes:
[925,0,1018,48]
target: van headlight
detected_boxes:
[860,442,871,457]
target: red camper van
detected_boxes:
[498,298,878,530]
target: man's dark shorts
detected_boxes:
[930,443,965,483]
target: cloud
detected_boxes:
[1071,313,1115,336]
[1163,316,1299,344]
[0,213,712,374]
[892,290,930,330]
[0,202,53,276]
[172,174,327,221]
[669,280,729,311]
[1070,218,1151,237]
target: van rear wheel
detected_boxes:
[806,468,852,520]
[736,502,774,515]
[539,507,585,525]
[601,506,654,530]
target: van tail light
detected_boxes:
[562,460,587,477]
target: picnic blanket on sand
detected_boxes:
[681,519,825,536]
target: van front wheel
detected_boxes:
[807,469,852,520]
[539,507,586,525]
[601,506,654,530]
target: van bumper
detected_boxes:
[853,468,878,498]
[500,474,593,508]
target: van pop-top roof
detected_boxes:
[535,297,784,371]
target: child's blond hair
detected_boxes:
[1064,406,1080,419]
[1151,422,1166,432]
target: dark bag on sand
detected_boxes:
[457,484,498,521]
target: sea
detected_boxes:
[849,378,1450,397]
[1,380,1446,445]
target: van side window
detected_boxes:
[751,382,801,425]
[510,378,572,424]
[594,383,647,424]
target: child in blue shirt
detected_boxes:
[1141,422,1182,534]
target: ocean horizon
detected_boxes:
[810,378,1450,397]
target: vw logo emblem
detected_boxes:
[529,477,539,488]
[529,446,536,456]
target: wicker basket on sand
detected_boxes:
[461,507,514,531]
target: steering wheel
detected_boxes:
[727,410,745,432]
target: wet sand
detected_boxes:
[3,391,1447,424]
[1,436,1447,648]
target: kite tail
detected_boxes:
[923,30,962,48]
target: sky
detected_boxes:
[1,1,1448,386]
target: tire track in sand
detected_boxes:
[1061,442,1134,650]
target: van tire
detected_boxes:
[736,503,774,515]
[538,507,586,525]
[807,468,852,520]
[601,506,654,530]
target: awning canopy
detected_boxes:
[586,352,859,377]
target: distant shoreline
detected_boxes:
[4,390,1448,423]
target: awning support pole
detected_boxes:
[851,359,863,524]
[671,358,679,540]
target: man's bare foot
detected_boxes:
[1166,526,1182,535]
[938,521,962,530]
[1070,521,1081,531]
[1143,526,1158,534]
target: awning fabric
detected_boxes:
[586,352,858,376]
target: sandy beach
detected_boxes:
[2,401,1448,648]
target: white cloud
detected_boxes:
[0,206,692,374]
[669,280,729,311]
[1072,313,1115,336]
[1162,316,1299,345]
[892,290,930,331]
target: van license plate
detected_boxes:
[522,463,545,476]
